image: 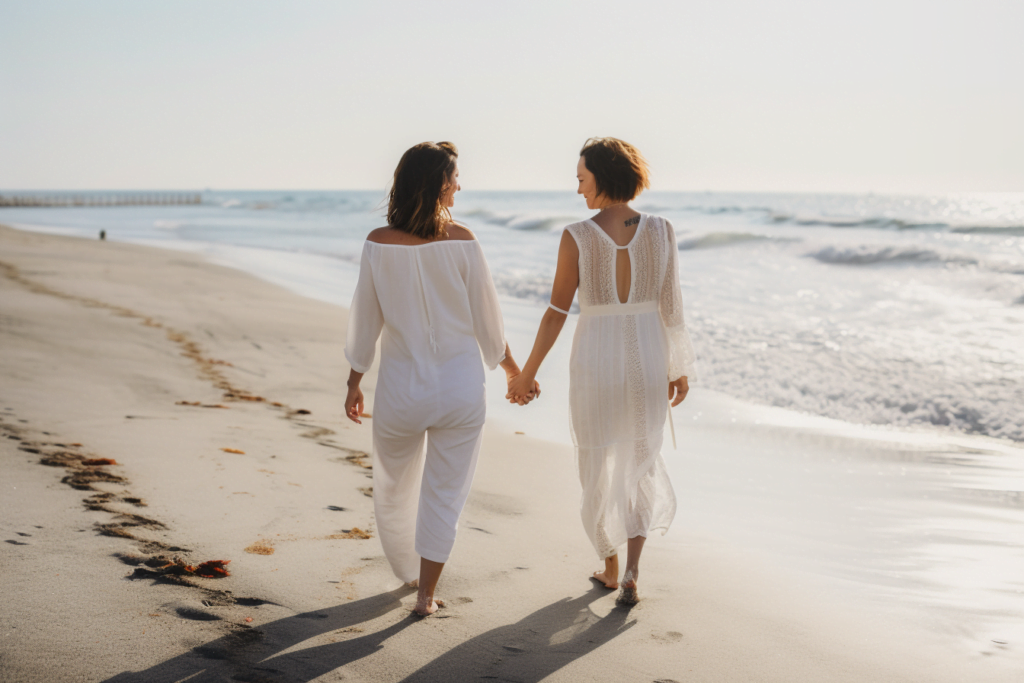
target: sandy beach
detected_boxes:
[1,223,1020,683]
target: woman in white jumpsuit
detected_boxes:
[345,142,535,616]
[508,137,696,605]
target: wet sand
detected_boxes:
[0,224,1018,682]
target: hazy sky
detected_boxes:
[2,0,1022,192]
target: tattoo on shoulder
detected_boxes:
[624,215,640,227]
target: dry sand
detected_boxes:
[0,224,1016,682]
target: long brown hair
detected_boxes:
[387,141,458,240]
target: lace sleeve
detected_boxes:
[344,243,384,373]
[659,220,697,381]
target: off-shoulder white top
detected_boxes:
[345,239,507,401]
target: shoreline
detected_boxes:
[1,224,1020,681]
[6,216,1018,452]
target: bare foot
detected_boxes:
[591,570,618,589]
[414,597,445,616]
[616,569,639,605]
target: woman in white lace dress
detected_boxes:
[345,142,536,615]
[508,137,697,604]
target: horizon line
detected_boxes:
[2,188,1022,197]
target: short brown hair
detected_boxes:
[387,141,459,240]
[579,137,650,203]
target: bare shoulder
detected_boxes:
[445,222,477,241]
[366,226,397,244]
[367,226,433,245]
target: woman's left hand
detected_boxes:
[668,376,689,407]
[345,385,365,424]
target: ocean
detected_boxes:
[3,189,1022,442]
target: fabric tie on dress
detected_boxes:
[667,405,676,450]
[578,300,658,317]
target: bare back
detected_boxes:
[589,208,642,304]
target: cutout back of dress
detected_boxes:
[579,215,657,308]
[587,215,641,304]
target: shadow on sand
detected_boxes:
[102,586,414,683]
[103,584,634,683]
[399,584,636,682]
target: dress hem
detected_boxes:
[594,523,671,559]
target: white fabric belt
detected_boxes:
[578,301,659,317]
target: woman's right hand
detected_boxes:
[668,376,689,407]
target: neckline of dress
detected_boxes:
[365,238,477,249]
[585,213,647,249]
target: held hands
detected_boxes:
[668,376,689,407]
[506,370,541,406]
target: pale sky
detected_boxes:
[2,0,1022,193]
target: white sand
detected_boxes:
[1,224,1019,682]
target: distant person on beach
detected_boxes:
[344,141,537,616]
[507,137,696,605]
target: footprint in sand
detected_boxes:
[244,540,275,555]
[324,528,372,540]
[160,601,223,622]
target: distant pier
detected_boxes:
[0,193,202,208]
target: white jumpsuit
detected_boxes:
[566,214,697,559]
[345,239,506,583]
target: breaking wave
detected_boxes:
[807,245,1024,275]
[769,212,1024,233]
[806,245,966,266]
[950,225,1024,236]
[458,208,576,232]
[807,245,974,266]
[678,232,796,250]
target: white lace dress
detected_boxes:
[566,214,697,559]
